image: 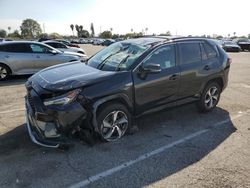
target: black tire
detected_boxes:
[97,103,131,142]
[197,82,221,113]
[0,64,11,81]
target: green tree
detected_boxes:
[70,24,74,36]
[79,30,89,38]
[8,26,11,34]
[248,34,250,39]
[8,30,21,38]
[99,30,112,38]
[20,19,42,38]
[49,32,61,39]
[90,23,95,37]
[0,29,7,38]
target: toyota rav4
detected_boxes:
[25,37,231,148]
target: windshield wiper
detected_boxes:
[116,55,130,71]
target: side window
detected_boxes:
[47,43,56,48]
[143,45,176,70]
[0,43,31,53]
[179,42,201,64]
[56,43,66,48]
[203,42,217,59]
[30,44,50,53]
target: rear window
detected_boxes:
[179,42,201,64]
[0,43,31,53]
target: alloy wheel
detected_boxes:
[101,110,128,141]
[204,86,219,109]
[0,66,7,79]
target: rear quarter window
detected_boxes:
[203,42,217,59]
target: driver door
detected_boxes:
[133,44,180,114]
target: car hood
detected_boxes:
[224,44,240,48]
[34,61,115,91]
[238,41,250,44]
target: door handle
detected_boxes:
[5,55,9,58]
[36,55,40,58]
[169,74,178,80]
[203,65,210,70]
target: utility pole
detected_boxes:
[43,23,45,33]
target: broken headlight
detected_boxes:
[44,89,81,106]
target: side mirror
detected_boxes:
[142,63,161,74]
[51,50,58,55]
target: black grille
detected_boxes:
[27,92,36,112]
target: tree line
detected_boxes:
[1,18,250,40]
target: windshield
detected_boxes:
[88,42,149,71]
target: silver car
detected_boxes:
[43,40,85,54]
[0,41,87,80]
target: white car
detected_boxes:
[43,40,85,54]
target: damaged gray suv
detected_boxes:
[25,37,231,148]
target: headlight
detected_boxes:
[44,89,81,106]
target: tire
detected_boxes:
[97,103,131,142]
[197,82,221,113]
[0,64,11,81]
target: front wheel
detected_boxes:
[197,82,221,112]
[97,103,131,142]
[0,64,10,81]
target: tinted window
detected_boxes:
[179,42,201,64]
[30,44,50,53]
[56,43,67,48]
[203,42,217,59]
[143,45,176,69]
[46,42,57,48]
[0,43,31,53]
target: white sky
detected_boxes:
[0,0,250,37]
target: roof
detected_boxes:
[0,41,40,45]
[122,37,166,46]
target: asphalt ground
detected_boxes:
[0,45,249,188]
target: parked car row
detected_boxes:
[213,38,250,52]
[0,41,87,80]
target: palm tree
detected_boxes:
[8,26,11,34]
[75,24,79,37]
[110,27,113,33]
[233,32,236,36]
[131,28,133,33]
[145,28,148,35]
[79,25,83,32]
[70,24,74,36]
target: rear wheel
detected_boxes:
[197,82,221,112]
[97,103,131,142]
[0,64,10,81]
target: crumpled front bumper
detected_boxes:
[25,88,88,148]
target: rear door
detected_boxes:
[133,44,180,114]
[0,43,35,74]
[177,41,219,98]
